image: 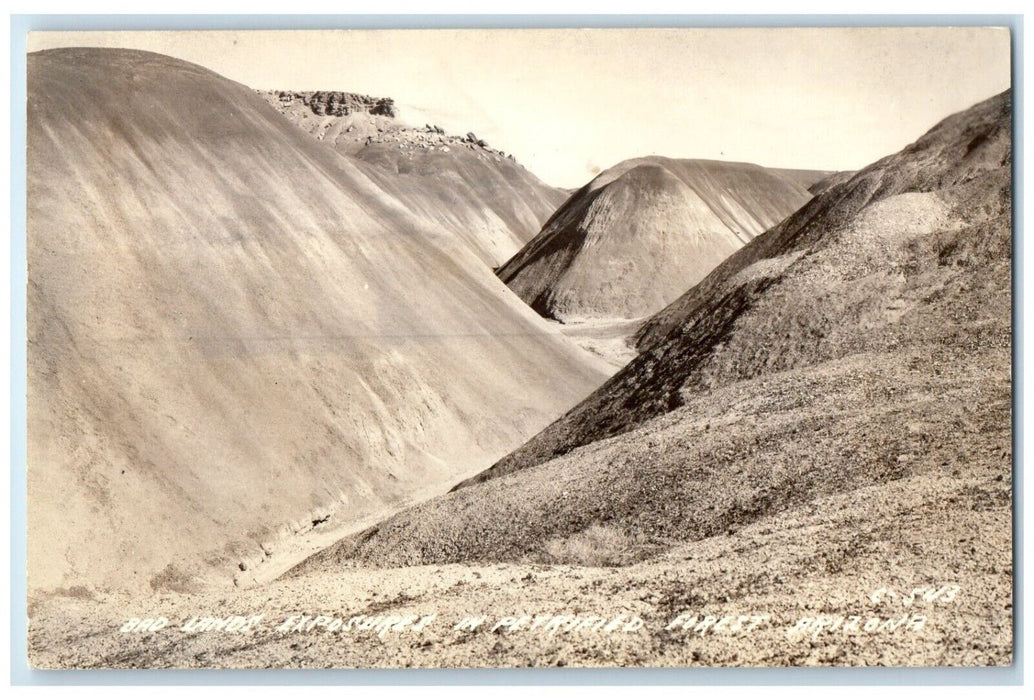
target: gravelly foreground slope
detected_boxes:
[27,49,608,594]
[496,157,813,321]
[30,468,1010,667]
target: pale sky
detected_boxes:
[29,28,1011,188]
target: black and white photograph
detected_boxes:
[19,24,1014,670]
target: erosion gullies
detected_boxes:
[295,90,1011,574]
[260,90,568,267]
[496,157,813,322]
[27,48,609,594]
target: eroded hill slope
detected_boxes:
[27,49,607,593]
[496,157,812,321]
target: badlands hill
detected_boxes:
[496,157,813,321]
[27,48,608,594]
[769,167,836,190]
[296,90,1011,573]
[260,90,568,267]
[806,169,858,196]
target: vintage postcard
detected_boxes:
[22,26,1013,669]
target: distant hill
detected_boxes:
[259,90,568,267]
[496,157,812,321]
[806,169,858,196]
[769,167,836,190]
[27,49,608,593]
[293,90,1011,571]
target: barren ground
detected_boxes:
[28,458,1010,668]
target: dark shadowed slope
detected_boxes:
[27,49,608,593]
[292,90,1010,572]
[496,157,812,321]
[260,91,568,267]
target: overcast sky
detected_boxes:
[30,27,1011,188]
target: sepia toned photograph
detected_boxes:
[21,24,1014,670]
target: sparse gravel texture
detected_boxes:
[30,466,1010,667]
[299,349,1009,571]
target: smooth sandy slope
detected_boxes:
[27,48,608,595]
[497,157,813,321]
